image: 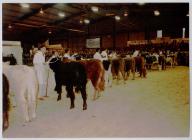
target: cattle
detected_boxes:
[145,55,159,70]
[63,59,105,100]
[111,58,124,82]
[49,58,88,110]
[3,63,38,125]
[134,56,147,78]
[79,59,105,100]
[3,74,10,131]
[123,57,135,80]
[111,57,136,83]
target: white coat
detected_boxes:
[93,52,102,61]
[132,50,139,57]
[101,50,108,60]
[33,51,46,85]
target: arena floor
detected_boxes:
[2,66,190,138]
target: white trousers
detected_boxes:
[39,84,46,97]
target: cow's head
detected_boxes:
[49,57,61,72]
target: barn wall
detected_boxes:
[101,35,113,49]
[129,32,145,41]
[115,33,128,48]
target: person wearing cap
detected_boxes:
[33,45,47,100]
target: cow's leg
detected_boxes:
[93,89,99,100]
[28,86,37,120]
[80,85,87,110]
[56,84,62,101]
[3,112,9,131]
[66,85,75,109]
[15,88,30,124]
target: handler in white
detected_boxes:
[101,49,112,87]
[33,46,47,100]
[101,49,108,60]
[93,48,102,61]
[132,50,140,57]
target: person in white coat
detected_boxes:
[101,49,108,60]
[33,46,47,100]
[93,48,102,61]
[132,50,140,57]
[63,49,71,59]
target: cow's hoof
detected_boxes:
[83,107,87,110]
[70,106,74,109]
[57,95,61,101]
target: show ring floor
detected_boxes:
[3,66,190,138]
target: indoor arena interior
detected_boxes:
[2,2,190,138]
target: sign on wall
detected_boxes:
[157,30,162,38]
[86,38,100,48]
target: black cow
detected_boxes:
[49,58,88,110]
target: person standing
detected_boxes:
[93,48,102,61]
[33,46,47,100]
[63,49,71,59]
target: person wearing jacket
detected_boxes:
[33,46,47,100]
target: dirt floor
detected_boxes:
[2,66,190,138]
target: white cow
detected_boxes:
[3,63,38,125]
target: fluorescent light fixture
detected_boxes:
[8,24,12,29]
[58,12,65,17]
[138,3,145,6]
[154,10,160,16]
[84,19,90,24]
[91,6,99,12]
[124,12,128,17]
[20,3,30,8]
[115,15,121,21]
[80,20,83,24]
[39,8,44,14]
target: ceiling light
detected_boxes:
[138,3,145,6]
[48,31,52,34]
[91,6,99,12]
[20,3,30,8]
[124,12,128,17]
[80,20,83,24]
[39,8,44,14]
[58,12,65,17]
[84,19,90,24]
[115,15,121,21]
[8,24,12,29]
[154,10,160,16]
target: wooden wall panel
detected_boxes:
[68,37,86,49]
[101,35,113,49]
[115,33,128,48]
[129,32,145,40]
[149,31,157,40]
[89,19,113,36]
